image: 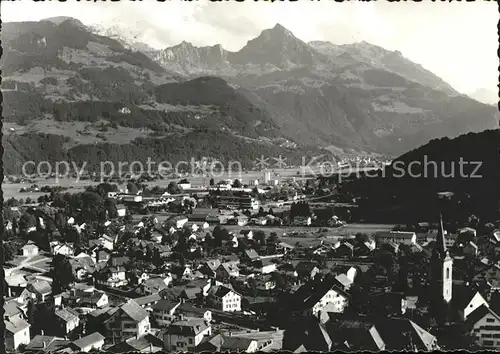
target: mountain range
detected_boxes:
[468,88,498,105]
[341,128,500,223]
[1,18,498,174]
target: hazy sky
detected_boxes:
[2,1,498,94]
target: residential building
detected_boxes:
[208,285,242,312]
[90,246,112,264]
[375,231,417,245]
[68,290,109,309]
[253,259,277,274]
[163,319,212,352]
[255,275,277,291]
[50,242,75,257]
[24,335,69,353]
[463,242,479,257]
[22,242,39,257]
[325,320,385,351]
[176,303,212,323]
[170,216,189,229]
[152,300,181,327]
[116,204,127,217]
[188,212,220,225]
[104,300,151,342]
[68,332,105,352]
[335,242,354,258]
[140,276,172,295]
[134,293,162,309]
[216,262,239,281]
[27,280,52,302]
[293,216,312,226]
[107,333,164,352]
[97,266,127,288]
[215,195,260,210]
[5,318,31,351]
[198,259,221,278]
[221,337,259,353]
[54,307,80,336]
[276,242,294,254]
[467,305,500,349]
[291,279,349,317]
[451,286,489,321]
[374,318,439,351]
[295,262,320,280]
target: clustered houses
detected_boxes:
[3,180,500,353]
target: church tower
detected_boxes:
[433,213,453,303]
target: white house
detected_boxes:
[459,227,477,238]
[293,280,349,317]
[70,332,105,352]
[117,204,127,217]
[172,217,189,229]
[255,275,276,291]
[453,289,489,321]
[209,285,242,312]
[97,266,127,288]
[5,318,30,351]
[311,287,349,316]
[22,242,39,257]
[98,234,115,251]
[50,242,75,257]
[163,319,211,352]
[375,231,417,246]
[152,300,182,327]
[179,183,192,190]
[346,267,357,282]
[122,195,143,203]
[468,305,500,349]
[254,259,277,274]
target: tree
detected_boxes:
[209,178,215,186]
[271,272,286,290]
[104,198,118,219]
[5,198,20,207]
[232,179,242,188]
[254,230,266,247]
[267,232,279,245]
[354,233,369,244]
[19,212,37,233]
[124,212,133,225]
[3,242,20,263]
[3,206,19,223]
[127,182,139,194]
[52,254,74,293]
[183,197,196,213]
[167,182,181,194]
[96,183,118,197]
[213,226,230,247]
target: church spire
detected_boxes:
[436,213,447,258]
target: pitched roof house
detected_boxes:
[5,317,31,351]
[68,332,105,352]
[104,299,151,342]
